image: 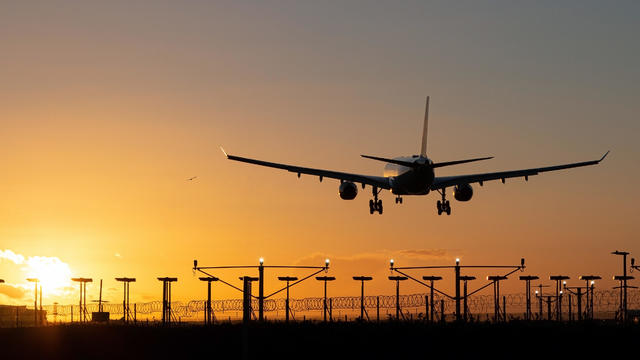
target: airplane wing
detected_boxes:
[431,152,609,190]
[224,151,392,190]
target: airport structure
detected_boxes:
[1,250,640,326]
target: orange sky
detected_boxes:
[1,1,639,306]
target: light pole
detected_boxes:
[115,277,136,323]
[388,275,408,320]
[459,275,476,322]
[239,276,258,324]
[549,276,570,321]
[487,275,508,322]
[157,277,177,325]
[71,278,93,322]
[422,276,443,322]
[612,250,631,322]
[258,258,264,321]
[26,278,39,326]
[316,274,336,322]
[519,276,539,321]
[392,258,525,323]
[194,258,329,323]
[353,276,373,321]
[278,276,298,323]
[578,275,600,319]
[199,276,219,325]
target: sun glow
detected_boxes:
[23,256,72,294]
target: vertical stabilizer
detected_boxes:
[420,96,430,157]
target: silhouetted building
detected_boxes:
[0,305,47,327]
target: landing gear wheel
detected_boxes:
[369,186,383,215]
[436,189,452,215]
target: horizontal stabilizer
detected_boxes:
[431,156,493,168]
[360,155,420,168]
[361,154,493,169]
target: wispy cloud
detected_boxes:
[397,249,453,260]
[295,248,456,266]
[0,284,26,299]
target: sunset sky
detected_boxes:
[1,1,639,306]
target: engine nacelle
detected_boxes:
[339,181,358,200]
[453,183,473,202]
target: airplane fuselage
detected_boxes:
[384,155,435,195]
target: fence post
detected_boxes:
[503,296,506,322]
[425,295,429,322]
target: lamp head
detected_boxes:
[456,258,460,265]
[325,258,330,266]
[390,259,394,268]
[259,257,264,265]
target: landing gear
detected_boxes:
[369,187,383,214]
[395,195,403,204]
[436,189,451,215]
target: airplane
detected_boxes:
[222,97,608,215]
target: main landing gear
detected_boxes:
[369,186,383,214]
[437,188,451,216]
[395,195,403,204]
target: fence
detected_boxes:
[34,289,640,323]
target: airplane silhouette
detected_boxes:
[223,97,608,215]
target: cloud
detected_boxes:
[0,249,26,264]
[295,248,456,266]
[0,284,26,299]
[0,249,73,299]
[397,249,453,260]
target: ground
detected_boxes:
[0,321,635,359]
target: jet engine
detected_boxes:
[339,181,358,200]
[453,183,473,202]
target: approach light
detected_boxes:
[563,281,567,285]
[325,258,330,266]
[390,259,394,267]
[560,291,563,295]
[535,290,539,294]
[591,281,595,285]
[456,258,460,265]
[259,258,264,265]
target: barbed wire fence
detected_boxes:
[39,289,640,322]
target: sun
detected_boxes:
[24,256,72,294]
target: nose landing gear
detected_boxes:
[436,188,451,215]
[369,186,383,214]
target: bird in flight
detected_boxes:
[187,176,198,181]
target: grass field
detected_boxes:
[1,321,635,359]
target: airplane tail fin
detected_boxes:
[420,96,429,157]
